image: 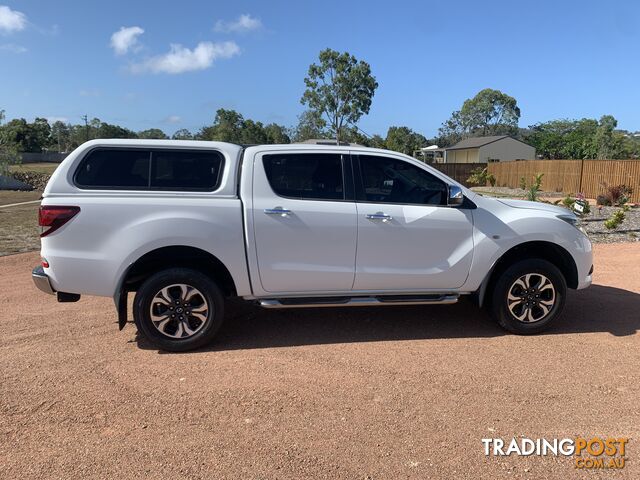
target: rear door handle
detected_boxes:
[366,213,392,222]
[264,207,292,216]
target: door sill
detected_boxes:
[258,294,459,309]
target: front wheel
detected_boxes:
[133,268,225,352]
[490,259,567,334]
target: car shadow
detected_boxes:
[133,284,640,353]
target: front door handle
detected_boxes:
[366,213,392,222]
[264,207,292,216]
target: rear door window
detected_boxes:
[263,153,345,201]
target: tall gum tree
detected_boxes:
[301,49,378,144]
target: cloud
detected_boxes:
[110,26,144,55]
[129,41,240,74]
[214,14,262,33]
[163,115,182,124]
[0,5,27,34]
[0,43,26,53]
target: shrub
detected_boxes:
[519,176,527,190]
[562,195,575,208]
[532,173,544,191]
[601,183,633,206]
[526,185,539,202]
[467,167,496,187]
[604,209,625,230]
[596,194,611,206]
[523,173,544,202]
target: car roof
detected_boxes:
[79,138,402,156]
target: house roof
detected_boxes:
[445,135,533,151]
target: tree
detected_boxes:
[369,134,386,149]
[385,126,427,156]
[172,128,194,140]
[292,110,327,142]
[0,142,19,176]
[199,109,244,142]
[239,119,267,144]
[460,88,520,135]
[593,115,624,159]
[31,118,52,151]
[197,109,290,145]
[435,110,465,147]
[50,121,71,152]
[263,123,291,144]
[438,88,520,144]
[138,128,168,139]
[621,132,640,159]
[0,117,51,152]
[341,127,375,147]
[301,48,378,143]
[524,118,625,159]
[95,120,137,139]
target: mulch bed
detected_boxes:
[472,187,639,243]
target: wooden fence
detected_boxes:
[487,159,640,203]
[431,163,483,187]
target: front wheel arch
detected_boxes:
[477,241,578,308]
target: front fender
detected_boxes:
[463,200,592,296]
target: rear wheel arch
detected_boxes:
[478,241,578,307]
[121,245,237,297]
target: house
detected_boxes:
[444,135,535,163]
[415,145,445,163]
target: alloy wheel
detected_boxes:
[506,273,556,323]
[149,284,210,338]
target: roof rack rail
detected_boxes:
[297,139,358,146]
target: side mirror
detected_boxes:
[448,185,464,207]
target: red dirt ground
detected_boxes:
[1,244,639,479]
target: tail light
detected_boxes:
[39,206,80,237]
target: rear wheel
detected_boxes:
[133,268,224,351]
[490,259,566,334]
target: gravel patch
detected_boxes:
[472,187,640,243]
[472,186,566,199]
[579,206,640,244]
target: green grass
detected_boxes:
[9,162,60,174]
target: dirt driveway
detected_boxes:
[1,244,639,479]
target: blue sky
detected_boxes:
[1,0,639,137]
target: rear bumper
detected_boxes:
[32,265,56,295]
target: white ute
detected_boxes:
[32,140,593,351]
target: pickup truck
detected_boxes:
[32,139,593,351]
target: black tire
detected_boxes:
[490,259,566,334]
[133,268,224,352]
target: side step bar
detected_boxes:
[258,294,459,309]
